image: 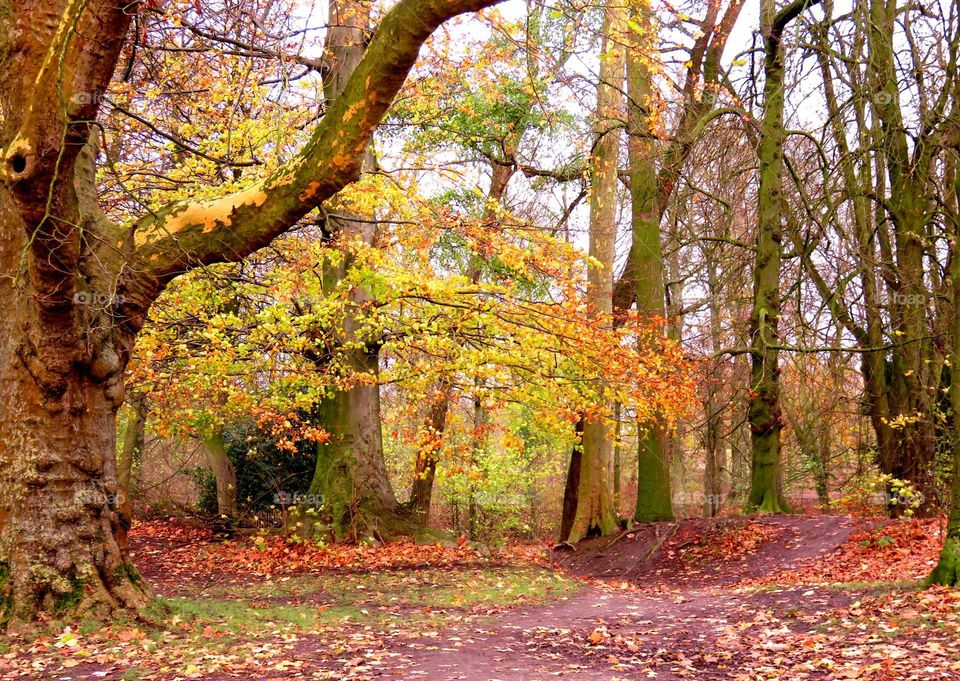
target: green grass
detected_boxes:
[146,565,578,645]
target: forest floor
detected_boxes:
[3,514,960,680]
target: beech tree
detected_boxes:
[0,0,499,622]
[558,0,623,544]
[744,0,820,513]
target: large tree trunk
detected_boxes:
[307,347,405,540]
[627,0,674,523]
[863,0,939,516]
[0,185,150,621]
[745,0,816,514]
[559,0,623,543]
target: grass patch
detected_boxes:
[196,566,578,612]
[144,566,578,647]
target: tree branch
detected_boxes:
[132,0,503,286]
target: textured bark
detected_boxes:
[864,0,939,515]
[0,0,502,622]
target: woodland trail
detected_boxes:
[347,515,864,680]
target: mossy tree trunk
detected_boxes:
[307,347,404,540]
[746,0,820,514]
[0,0,501,623]
[627,0,674,523]
[928,154,960,584]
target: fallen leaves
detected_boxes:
[749,518,943,587]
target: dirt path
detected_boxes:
[363,515,858,680]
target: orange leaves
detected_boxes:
[751,518,943,587]
[135,525,482,577]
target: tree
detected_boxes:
[0,0,501,623]
[745,0,820,513]
[558,0,623,543]
[296,0,413,542]
[626,0,674,523]
[928,137,960,585]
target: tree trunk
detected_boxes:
[307,347,406,540]
[408,384,450,522]
[202,427,237,520]
[703,256,725,517]
[299,0,414,540]
[559,417,586,542]
[746,0,815,514]
[627,0,674,522]
[929,158,960,584]
[865,0,939,516]
[613,403,622,510]
[116,396,147,548]
[559,0,623,544]
[0,188,150,621]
